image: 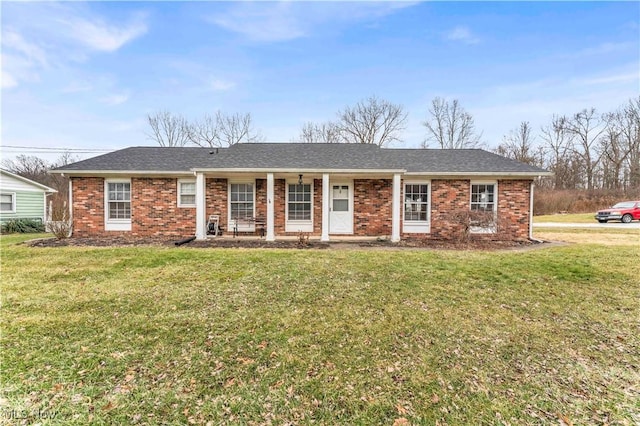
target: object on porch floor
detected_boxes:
[207,215,222,236]
[232,217,266,238]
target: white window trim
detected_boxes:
[470,181,497,234]
[285,180,314,233]
[0,192,16,213]
[402,180,431,234]
[177,179,196,208]
[228,181,256,232]
[104,179,132,231]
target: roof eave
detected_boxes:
[1,169,58,192]
[404,171,554,177]
[190,167,407,174]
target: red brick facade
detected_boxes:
[71,176,532,241]
[354,179,392,236]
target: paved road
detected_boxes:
[534,222,640,229]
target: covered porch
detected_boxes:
[192,170,404,242]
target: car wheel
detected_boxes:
[621,214,633,223]
[597,219,607,223]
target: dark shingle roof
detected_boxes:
[53,143,549,175]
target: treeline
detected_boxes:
[495,98,640,192]
[147,95,639,194]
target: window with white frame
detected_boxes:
[107,182,131,220]
[288,183,312,221]
[178,180,196,207]
[470,183,496,212]
[470,182,497,233]
[403,182,430,233]
[404,184,429,221]
[0,193,15,212]
[229,183,254,220]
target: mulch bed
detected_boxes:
[25,236,546,251]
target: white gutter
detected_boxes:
[190,167,407,174]
[49,170,190,175]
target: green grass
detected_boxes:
[534,213,595,223]
[2,241,639,425]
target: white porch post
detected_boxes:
[391,173,401,242]
[321,173,330,242]
[195,172,206,240]
[266,173,275,241]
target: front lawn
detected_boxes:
[1,241,639,424]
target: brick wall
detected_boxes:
[205,178,228,231]
[354,179,392,236]
[131,178,194,237]
[428,179,471,240]
[71,176,532,241]
[71,177,105,237]
[497,179,531,240]
[406,179,531,241]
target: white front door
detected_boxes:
[329,182,353,234]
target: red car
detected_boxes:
[595,201,640,223]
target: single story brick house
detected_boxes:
[0,169,57,224]
[51,143,550,242]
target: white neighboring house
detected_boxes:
[0,169,57,224]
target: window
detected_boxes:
[178,180,196,207]
[470,184,496,212]
[0,193,15,213]
[288,183,311,221]
[404,184,428,221]
[107,182,131,220]
[470,182,497,233]
[403,182,430,234]
[230,183,254,220]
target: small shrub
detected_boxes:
[1,218,45,234]
[297,231,310,248]
[48,220,72,239]
[449,210,496,242]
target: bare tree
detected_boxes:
[1,155,49,183]
[540,115,576,189]
[564,108,608,190]
[216,111,263,146]
[299,121,342,143]
[336,96,407,146]
[422,97,483,149]
[620,97,640,189]
[495,121,543,166]
[146,110,190,147]
[187,114,220,147]
[599,111,630,190]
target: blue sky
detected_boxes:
[2,1,638,161]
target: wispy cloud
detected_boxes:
[1,3,148,89]
[574,71,639,86]
[100,92,130,106]
[208,2,418,43]
[62,80,93,94]
[575,41,634,57]
[1,70,18,89]
[445,26,480,45]
[59,11,148,52]
[210,78,236,92]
